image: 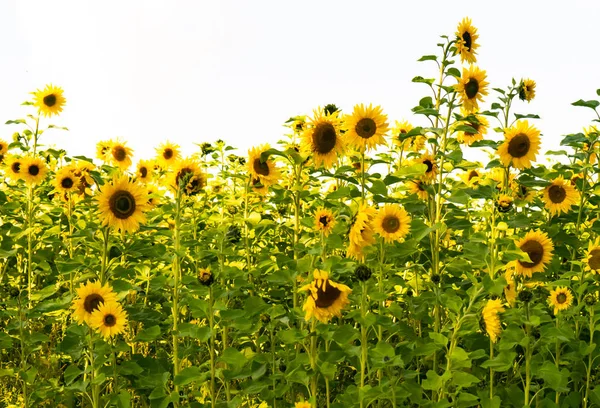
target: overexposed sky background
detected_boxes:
[1,1,599,162]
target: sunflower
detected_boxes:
[497,120,541,169]
[96,140,112,162]
[21,156,47,186]
[548,287,573,315]
[53,167,79,194]
[392,120,414,149]
[407,180,429,200]
[372,205,411,243]
[456,112,489,145]
[247,144,280,187]
[97,176,149,233]
[515,183,536,203]
[347,205,377,262]
[496,194,513,213]
[295,402,311,408]
[414,151,438,181]
[314,208,336,236]
[585,238,600,274]
[156,142,181,168]
[542,176,580,216]
[343,104,389,152]
[583,126,599,165]
[108,140,134,170]
[290,117,306,134]
[72,160,96,195]
[504,269,517,307]
[455,17,479,64]
[171,158,206,196]
[300,269,352,323]
[518,79,536,102]
[198,267,214,286]
[146,184,161,207]
[72,281,117,325]
[4,156,23,181]
[250,177,269,195]
[33,84,66,117]
[455,66,489,113]
[0,139,8,156]
[301,109,344,168]
[482,299,504,343]
[90,301,128,339]
[136,160,153,183]
[513,230,554,278]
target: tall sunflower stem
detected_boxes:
[26,186,34,308]
[360,151,366,202]
[89,329,100,408]
[555,317,561,404]
[208,285,216,408]
[171,189,182,405]
[584,307,595,408]
[17,294,29,408]
[100,227,110,285]
[489,339,494,400]
[359,282,368,408]
[524,303,532,407]
[309,320,318,407]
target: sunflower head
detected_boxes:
[461,169,481,187]
[54,167,79,195]
[156,142,181,168]
[0,139,8,155]
[504,269,517,307]
[482,299,504,343]
[456,112,489,146]
[391,120,414,148]
[198,267,214,286]
[497,120,541,169]
[354,265,372,282]
[455,17,479,64]
[96,140,112,162]
[289,117,307,134]
[4,156,23,181]
[171,158,206,196]
[97,176,150,233]
[90,301,128,339]
[518,79,536,102]
[72,281,117,325]
[455,66,489,113]
[347,205,377,262]
[136,160,153,183]
[343,104,389,152]
[314,208,336,237]
[372,205,411,244]
[301,109,344,168]
[300,269,352,323]
[21,156,48,186]
[548,287,573,315]
[108,140,134,170]
[585,238,600,274]
[33,84,66,117]
[407,180,429,200]
[247,144,280,187]
[496,194,513,213]
[414,151,438,181]
[514,230,554,278]
[295,402,312,408]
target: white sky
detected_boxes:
[2,1,599,162]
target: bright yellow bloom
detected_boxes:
[314,208,336,237]
[300,269,352,323]
[108,140,134,171]
[4,155,23,181]
[72,281,117,325]
[170,158,206,196]
[343,104,389,152]
[90,301,128,339]
[347,205,377,262]
[482,299,504,343]
[53,167,79,194]
[136,160,153,183]
[97,176,150,233]
[21,156,47,186]
[455,66,488,113]
[497,120,541,169]
[372,205,411,243]
[156,142,181,168]
[585,238,600,274]
[33,84,66,117]
[247,144,281,188]
[518,79,536,102]
[301,109,345,168]
[542,176,580,217]
[548,287,573,315]
[414,151,438,181]
[455,17,479,64]
[456,112,488,146]
[513,230,554,278]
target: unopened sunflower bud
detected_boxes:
[431,274,441,284]
[354,265,372,282]
[518,289,533,303]
[198,268,214,286]
[584,293,597,307]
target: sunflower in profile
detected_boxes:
[4,156,23,181]
[547,287,573,315]
[515,183,536,203]
[53,167,79,195]
[72,160,96,195]
[96,140,112,162]
[585,238,600,274]
[247,144,280,188]
[171,158,206,196]
[518,79,536,102]
[482,299,504,343]
[583,126,599,165]
[497,120,541,169]
[461,169,481,187]
[347,205,377,262]
[156,142,181,168]
[21,156,47,186]
[314,208,336,237]
[344,104,389,152]
[456,111,489,146]
[72,281,117,325]
[542,176,579,217]
[455,17,479,64]
[300,269,352,323]
[372,205,411,243]
[97,176,149,233]
[301,109,344,168]
[504,268,517,307]
[136,160,153,183]
[289,117,306,135]
[407,180,429,200]
[33,84,66,117]
[146,184,161,207]
[109,140,133,171]
[414,151,438,181]
[455,66,489,113]
[513,230,554,278]
[90,301,128,339]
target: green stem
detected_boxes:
[583,307,595,408]
[555,317,561,404]
[524,303,531,407]
[27,186,33,308]
[271,324,277,408]
[310,320,318,407]
[18,294,29,408]
[360,151,366,202]
[360,282,368,408]
[89,330,99,408]
[100,227,110,284]
[209,285,216,408]
[172,189,182,405]
[490,339,494,400]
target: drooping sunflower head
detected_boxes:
[314,208,336,237]
[391,120,414,148]
[171,158,206,196]
[548,286,573,315]
[156,142,181,168]
[497,120,541,169]
[136,160,153,183]
[32,84,66,117]
[461,168,481,187]
[504,269,517,307]
[415,151,438,181]
[455,66,489,113]
[482,299,504,343]
[372,204,411,244]
[247,144,280,187]
[514,230,554,278]
[585,238,600,274]
[300,269,352,323]
[456,112,489,146]
[90,301,128,339]
[496,194,513,213]
[53,167,79,195]
[518,79,536,102]
[108,140,134,170]
[4,155,23,181]
[347,205,377,262]
[543,176,580,217]
[97,176,150,233]
[21,156,48,186]
[343,104,389,152]
[72,281,117,325]
[455,17,479,64]
[583,126,599,164]
[301,109,344,168]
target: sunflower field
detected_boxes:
[2,17,600,408]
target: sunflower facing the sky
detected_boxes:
[518,79,536,102]
[300,269,352,323]
[542,176,580,217]
[497,120,541,169]
[455,17,479,64]
[21,156,47,186]
[108,140,134,171]
[33,84,66,117]
[247,144,281,188]
[372,205,411,243]
[343,104,389,152]
[482,299,504,343]
[347,204,377,262]
[301,109,344,168]
[456,111,489,146]
[314,208,336,237]
[53,167,79,195]
[171,158,206,196]
[455,66,489,113]
[585,238,600,274]
[156,142,181,168]
[548,286,573,315]
[513,230,554,278]
[90,301,128,339]
[72,281,118,325]
[136,160,153,183]
[97,176,150,233]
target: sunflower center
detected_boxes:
[43,94,57,107]
[507,134,531,158]
[319,216,329,227]
[140,167,148,178]
[312,123,337,154]
[11,162,20,173]
[61,177,74,189]
[356,118,377,139]
[589,249,600,270]
[113,146,127,162]
[556,293,567,304]
[103,313,117,327]
[253,158,270,176]
[382,215,400,233]
[163,148,173,160]
[83,294,104,314]
[109,190,136,219]
[519,240,544,268]
[548,185,566,204]
[468,170,478,181]
[465,122,480,136]
[28,165,40,176]
[465,78,479,99]
[314,280,342,308]
[423,160,434,173]
[462,32,472,51]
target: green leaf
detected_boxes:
[572,99,600,110]
[418,55,438,62]
[447,67,461,78]
[218,348,248,369]
[428,332,448,348]
[63,365,82,385]
[173,366,206,386]
[451,371,480,388]
[134,325,161,342]
[480,351,516,372]
[537,361,569,392]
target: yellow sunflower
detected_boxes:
[53,167,79,194]
[198,267,214,286]
[455,66,489,113]
[515,183,536,203]
[547,287,573,315]
[250,177,269,195]
[300,269,352,323]
[295,401,311,408]
[90,301,128,339]
[461,169,481,187]
[518,79,536,102]
[407,180,429,200]
[301,109,344,168]
[156,141,181,168]
[504,269,517,307]
[4,156,23,181]
[32,84,66,117]
[372,205,411,243]
[136,160,153,183]
[482,299,504,343]
[109,140,134,171]
[290,117,306,134]
[314,208,336,236]
[72,160,96,195]
[391,120,415,149]
[146,184,161,207]
[583,126,599,165]
[497,120,541,169]
[496,194,513,213]
[513,230,554,278]
[96,140,112,162]
[456,112,488,146]
[171,158,206,196]
[343,104,389,152]
[455,17,479,64]
[414,151,438,181]
[21,156,47,186]
[347,205,377,262]
[542,176,580,217]
[247,144,281,187]
[0,139,8,156]
[71,281,117,325]
[585,238,600,274]
[97,176,150,233]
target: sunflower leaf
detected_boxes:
[514,113,540,120]
[572,99,600,110]
[417,55,438,62]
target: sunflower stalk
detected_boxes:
[359,281,368,408]
[583,307,595,408]
[17,293,29,408]
[26,185,34,308]
[171,185,183,404]
[88,329,100,408]
[208,285,216,408]
[99,227,110,285]
[524,303,532,407]
[309,319,318,407]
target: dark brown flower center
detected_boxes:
[43,94,57,107]
[103,313,117,327]
[113,146,127,162]
[61,177,74,189]
[356,118,377,139]
[11,162,21,173]
[140,167,148,178]
[314,280,341,308]
[109,190,136,219]
[163,148,173,160]
[507,134,531,158]
[519,240,544,268]
[253,158,270,176]
[462,32,472,51]
[312,123,337,154]
[382,215,400,233]
[589,249,600,270]
[319,215,330,227]
[548,185,566,204]
[465,78,479,99]
[468,170,479,181]
[465,122,480,136]
[28,165,40,176]
[556,293,567,304]
[423,159,434,173]
[83,293,104,314]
